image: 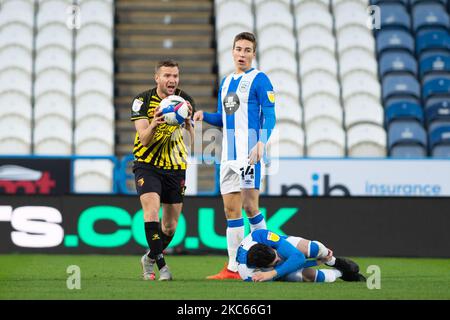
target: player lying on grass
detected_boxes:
[237,229,366,283]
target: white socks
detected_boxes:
[249,212,266,232]
[316,269,342,282]
[325,256,336,266]
[226,218,244,272]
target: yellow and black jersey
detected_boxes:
[130,87,195,170]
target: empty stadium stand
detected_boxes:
[114,0,218,191]
[0,0,34,154]
[374,0,450,157]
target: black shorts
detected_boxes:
[133,162,186,204]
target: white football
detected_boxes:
[159,95,189,126]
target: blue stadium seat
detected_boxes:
[422,75,450,101]
[416,29,450,56]
[425,96,450,109]
[379,51,418,77]
[376,30,414,56]
[386,101,424,126]
[425,99,450,125]
[379,3,411,31]
[410,0,448,7]
[371,0,409,7]
[431,144,450,157]
[429,122,450,156]
[390,144,428,157]
[419,52,450,78]
[388,120,428,157]
[382,74,421,102]
[385,96,422,112]
[412,3,450,33]
[429,119,450,131]
[422,73,450,82]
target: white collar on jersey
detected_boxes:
[232,68,255,80]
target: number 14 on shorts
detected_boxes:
[240,165,255,188]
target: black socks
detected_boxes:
[144,221,166,270]
[159,224,174,250]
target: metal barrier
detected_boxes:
[118,154,136,195]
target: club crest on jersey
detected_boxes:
[239,81,250,93]
[267,91,275,104]
[223,92,240,115]
[267,232,280,242]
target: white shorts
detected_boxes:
[220,160,265,194]
[286,236,302,248]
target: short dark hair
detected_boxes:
[155,59,179,73]
[247,243,276,268]
[233,32,257,52]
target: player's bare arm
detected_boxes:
[134,107,166,146]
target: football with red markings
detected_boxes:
[159,95,189,126]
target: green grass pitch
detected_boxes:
[0,254,449,300]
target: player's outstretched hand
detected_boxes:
[193,110,204,121]
[252,270,277,282]
[248,141,265,165]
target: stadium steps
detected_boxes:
[117,84,213,97]
[116,60,214,74]
[116,12,211,24]
[115,48,215,61]
[115,0,212,12]
[196,165,217,193]
[116,73,216,85]
[114,0,218,194]
[116,35,213,49]
[115,24,213,36]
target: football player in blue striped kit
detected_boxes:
[194,32,276,279]
[237,229,366,283]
